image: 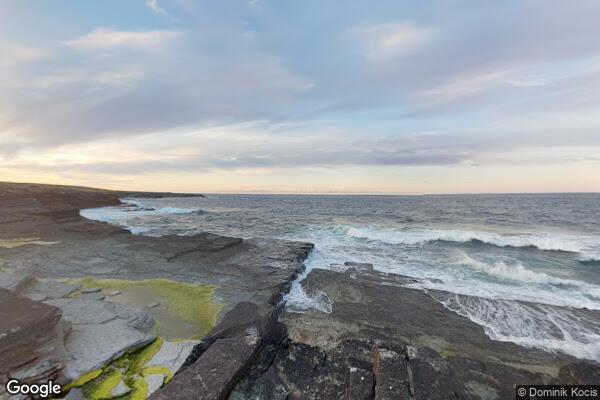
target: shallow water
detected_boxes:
[75,277,221,340]
[81,193,600,361]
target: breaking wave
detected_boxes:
[80,200,202,235]
[345,226,594,254]
[456,252,582,287]
[121,199,200,215]
[431,292,600,361]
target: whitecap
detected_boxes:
[455,251,581,286]
[431,292,600,361]
[345,225,595,254]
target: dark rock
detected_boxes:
[230,267,599,400]
[275,340,375,400]
[372,348,412,400]
[344,261,374,271]
[152,302,284,400]
[182,302,283,368]
[0,288,64,382]
[558,361,600,384]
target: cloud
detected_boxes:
[348,22,432,62]
[0,127,469,175]
[2,0,600,192]
[145,0,168,15]
[0,40,45,67]
[420,70,508,103]
[64,28,180,50]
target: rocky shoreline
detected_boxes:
[1,182,598,399]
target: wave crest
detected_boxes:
[345,226,593,254]
[455,252,584,287]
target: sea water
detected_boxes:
[81,193,600,361]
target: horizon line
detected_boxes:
[1,180,598,197]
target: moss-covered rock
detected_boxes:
[67,338,174,400]
[74,278,222,340]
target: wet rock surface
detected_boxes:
[227,267,600,400]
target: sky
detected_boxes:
[1,0,599,194]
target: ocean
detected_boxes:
[81,193,600,361]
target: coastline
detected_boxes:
[1,182,598,400]
[0,181,311,399]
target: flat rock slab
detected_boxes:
[80,291,105,301]
[0,183,312,325]
[42,298,155,380]
[147,340,197,375]
[81,287,101,294]
[0,271,36,293]
[0,288,63,375]
[62,320,154,380]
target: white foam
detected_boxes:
[154,207,199,215]
[456,252,580,286]
[80,206,127,224]
[286,226,600,308]
[80,199,201,235]
[345,225,596,254]
[283,250,333,314]
[122,199,200,215]
[432,292,600,361]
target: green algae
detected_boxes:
[75,278,222,340]
[0,238,59,248]
[68,337,174,400]
[143,367,172,384]
[439,349,457,359]
[126,377,148,400]
[63,277,221,399]
[81,368,123,399]
[128,337,164,373]
[64,369,103,391]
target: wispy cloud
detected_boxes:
[0,40,45,67]
[421,70,508,103]
[348,22,432,62]
[145,0,168,15]
[64,28,180,50]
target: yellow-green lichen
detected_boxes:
[68,337,174,400]
[0,238,59,248]
[439,349,457,359]
[128,337,164,372]
[74,278,222,340]
[126,376,148,400]
[63,277,220,399]
[143,367,172,384]
[81,368,123,399]
[64,369,103,391]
